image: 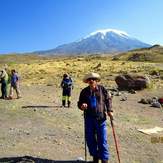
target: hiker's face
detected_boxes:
[87,78,97,88]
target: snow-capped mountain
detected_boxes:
[36,29,151,55]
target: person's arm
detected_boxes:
[78,89,88,111]
[60,80,64,88]
[16,74,19,83]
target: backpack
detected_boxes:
[62,78,72,89]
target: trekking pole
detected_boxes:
[110,117,121,163]
[84,111,87,162]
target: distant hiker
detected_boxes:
[60,73,73,107]
[3,64,11,96]
[0,69,9,99]
[78,72,113,163]
[9,69,21,99]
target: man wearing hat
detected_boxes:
[0,69,9,99]
[78,72,113,163]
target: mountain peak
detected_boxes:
[35,29,151,55]
[86,29,130,39]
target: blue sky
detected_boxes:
[0,0,163,54]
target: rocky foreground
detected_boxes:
[0,84,163,163]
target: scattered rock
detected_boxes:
[121,93,127,101]
[114,91,121,96]
[151,102,162,108]
[150,70,160,76]
[115,74,150,90]
[139,98,149,104]
[139,97,160,105]
[146,98,153,104]
[128,89,136,94]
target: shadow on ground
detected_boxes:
[0,156,87,163]
[22,105,62,109]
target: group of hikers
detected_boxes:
[61,72,114,163]
[1,69,114,163]
[0,67,21,100]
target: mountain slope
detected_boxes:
[35,29,151,55]
[114,44,163,62]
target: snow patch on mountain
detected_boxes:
[85,29,130,39]
[34,28,151,55]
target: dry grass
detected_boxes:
[116,45,163,62]
[0,54,163,89]
[0,54,163,162]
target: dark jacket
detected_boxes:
[78,85,112,121]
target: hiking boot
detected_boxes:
[68,101,71,108]
[2,96,8,100]
[8,96,13,100]
[0,96,5,99]
[101,160,108,163]
[62,100,66,107]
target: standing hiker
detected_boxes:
[60,73,73,107]
[9,69,21,99]
[0,69,9,99]
[78,72,113,163]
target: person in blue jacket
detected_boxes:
[9,69,21,99]
[60,73,73,107]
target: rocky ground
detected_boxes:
[0,84,163,163]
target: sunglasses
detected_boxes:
[87,78,97,81]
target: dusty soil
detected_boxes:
[0,84,163,163]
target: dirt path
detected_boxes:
[0,85,163,163]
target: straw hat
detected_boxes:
[83,72,101,83]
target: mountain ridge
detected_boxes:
[35,29,151,55]
[114,44,163,62]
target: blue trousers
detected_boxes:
[85,116,109,160]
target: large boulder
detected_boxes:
[115,74,150,90]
